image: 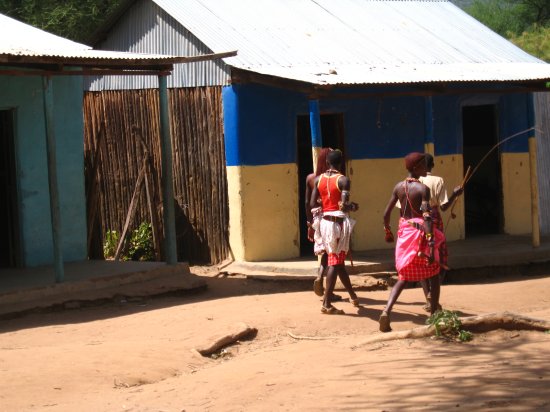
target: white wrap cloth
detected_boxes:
[311,208,356,256]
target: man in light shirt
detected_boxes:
[419,153,463,311]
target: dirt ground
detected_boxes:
[0,268,549,412]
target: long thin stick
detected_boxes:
[465,127,536,187]
[445,126,536,227]
[447,165,471,222]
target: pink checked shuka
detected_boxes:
[395,217,445,281]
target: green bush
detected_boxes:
[509,25,550,63]
[103,222,155,261]
[127,222,155,261]
[103,230,119,259]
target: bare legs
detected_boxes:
[322,263,357,311]
[421,270,446,311]
[313,254,328,297]
[379,274,441,332]
[428,274,440,314]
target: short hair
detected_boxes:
[327,149,343,167]
[404,152,427,172]
[425,153,434,169]
[315,148,332,176]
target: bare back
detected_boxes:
[383,179,431,225]
[395,180,430,219]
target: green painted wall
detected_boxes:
[0,73,87,266]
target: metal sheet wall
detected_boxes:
[535,92,550,235]
[86,0,230,91]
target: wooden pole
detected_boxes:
[309,99,323,171]
[42,76,64,283]
[527,94,540,248]
[529,136,540,248]
[158,75,178,265]
[424,96,434,155]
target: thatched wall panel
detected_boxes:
[84,87,229,264]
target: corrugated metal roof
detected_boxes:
[153,0,550,85]
[0,12,233,68]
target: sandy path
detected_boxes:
[0,272,548,411]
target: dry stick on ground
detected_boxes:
[194,322,257,357]
[352,311,550,348]
[287,331,336,341]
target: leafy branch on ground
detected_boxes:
[426,309,473,342]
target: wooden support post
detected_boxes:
[42,76,64,283]
[309,99,323,171]
[529,136,540,248]
[527,94,540,248]
[424,96,434,155]
[158,75,178,265]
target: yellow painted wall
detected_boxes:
[226,163,299,261]
[431,154,465,241]
[348,154,465,251]
[228,155,472,262]
[501,152,531,234]
[347,158,407,250]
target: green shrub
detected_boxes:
[103,230,119,258]
[127,222,155,261]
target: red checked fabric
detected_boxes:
[327,251,347,266]
[398,255,440,281]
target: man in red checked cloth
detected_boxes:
[310,149,359,315]
[379,152,445,332]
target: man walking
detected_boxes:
[379,152,445,331]
[419,153,463,310]
[310,149,359,314]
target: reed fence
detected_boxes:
[83,87,230,264]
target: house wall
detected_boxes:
[0,74,87,266]
[87,0,230,91]
[224,83,532,261]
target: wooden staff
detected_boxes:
[445,126,537,228]
[447,165,472,221]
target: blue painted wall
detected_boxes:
[222,83,530,166]
[0,73,87,266]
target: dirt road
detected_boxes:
[0,269,549,411]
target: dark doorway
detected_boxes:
[0,110,20,268]
[297,113,345,256]
[462,105,502,236]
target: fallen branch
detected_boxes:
[460,311,550,333]
[194,322,257,356]
[287,331,336,340]
[353,324,438,348]
[353,311,550,348]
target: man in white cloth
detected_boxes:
[310,149,359,314]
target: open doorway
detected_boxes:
[462,104,502,237]
[0,109,20,268]
[296,113,345,256]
